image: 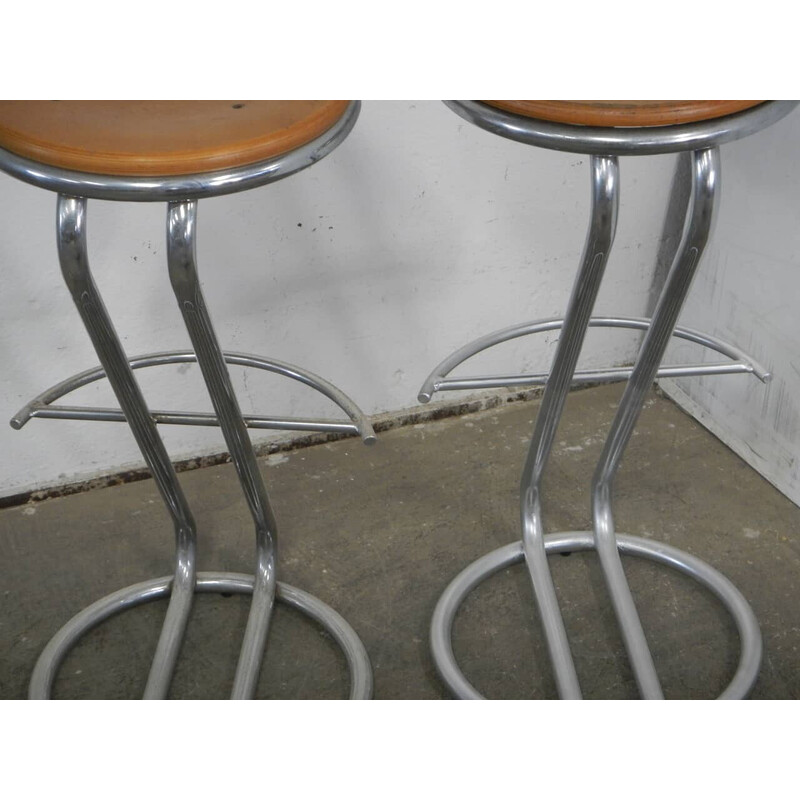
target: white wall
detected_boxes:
[0,100,704,500]
[659,107,800,506]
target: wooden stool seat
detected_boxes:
[483,101,765,128]
[0,100,350,176]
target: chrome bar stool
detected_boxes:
[0,101,374,699]
[422,100,798,699]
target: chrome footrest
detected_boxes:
[11,349,376,444]
[418,316,771,403]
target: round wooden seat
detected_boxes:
[483,101,765,128]
[0,101,350,176]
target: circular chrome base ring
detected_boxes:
[30,571,373,699]
[430,532,761,699]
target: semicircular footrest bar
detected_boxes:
[11,350,376,444]
[418,316,771,403]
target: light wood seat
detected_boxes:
[483,101,765,128]
[0,100,350,176]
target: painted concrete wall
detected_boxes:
[659,107,800,506]
[0,99,713,501]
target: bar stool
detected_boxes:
[0,101,374,699]
[422,100,798,699]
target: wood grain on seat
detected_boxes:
[0,101,351,176]
[483,101,765,128]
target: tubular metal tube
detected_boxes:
[29,572,373,700]
[11,349,375,442]
[417,316,770,403]
[56,195,197,700]
[429,534,761,700]
[23,404,360,433]
[166,200,278,699]
[591,147,721,699]
[517,155,619,699]
[433,361,758,392]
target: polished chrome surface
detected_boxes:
[591,147,720,699]
[32,194,374,700]
[0,101,360,201]
[21,404,361,433]
[14,103,373,700]
[417,316,771,402]
[11,350,376,442]
[56,195,197,699]
[30,196,374,699]
[445,100,798,156]
[429,534,761,700]
[29,572,373,700]
[434,362,760,391]
[516,155,619,698]
[167,199,278,699]
[427,139,763,699]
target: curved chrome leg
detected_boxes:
[167,200,278,699]
[517,156,619,699]
[591,147,721,699]
[53,195,197,700]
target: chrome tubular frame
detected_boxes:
[417,317,771,400]
[431,534,761,700]
[591,148,719,698]
[517,155,619,699]
[427,102,795,699]
[167,199,278,699]
[27,194,374,700]
[11,351,376,441]
[43,196,198,699]
[15,104,374,699]
[31,573,373,700]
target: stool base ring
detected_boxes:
[430,532,761,700]
[30,572,373,700]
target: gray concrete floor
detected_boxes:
[1,383,799,699]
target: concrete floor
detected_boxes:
[1,383,799,699]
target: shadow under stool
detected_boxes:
[0,100,374,699]
[421,100,799,699]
